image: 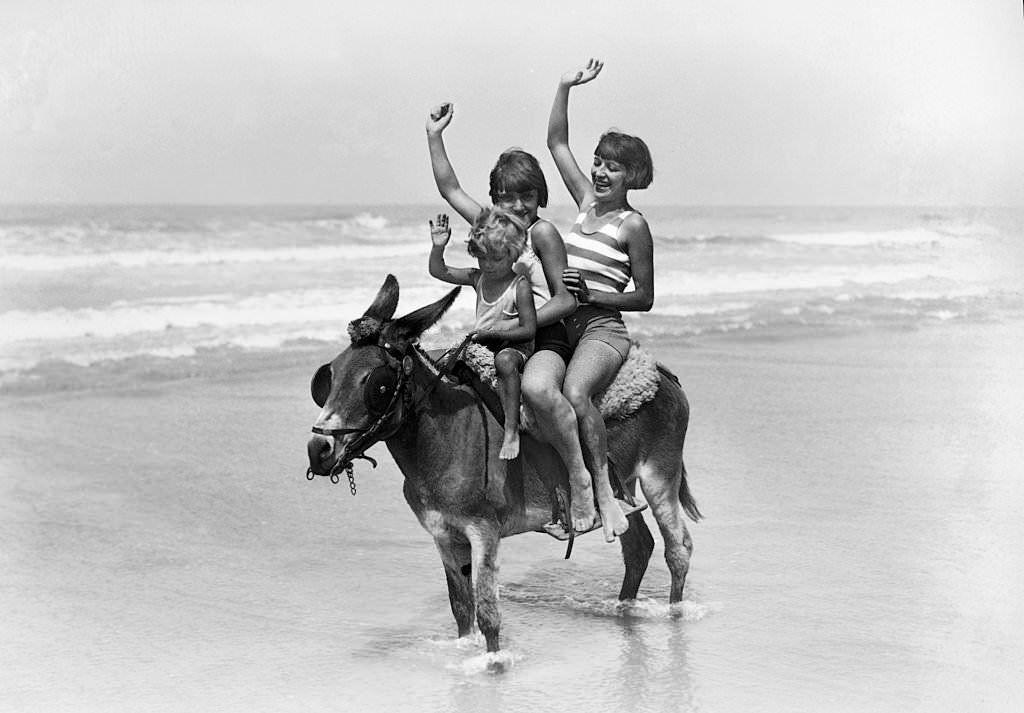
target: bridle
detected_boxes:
[307,339,412,491]
[307,334,474,493]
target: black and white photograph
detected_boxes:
[2,1,1022,711]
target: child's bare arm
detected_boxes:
[547,59,604,208]
[514,277,538,338]
[427,213,476,286]
[426,103,484,224]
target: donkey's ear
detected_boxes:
[383,286,461,346]
[363,274,400,321]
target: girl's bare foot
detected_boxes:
[598,497,630,542]
[499,434,520,460]
[570,479,597,532]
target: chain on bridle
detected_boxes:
[306,334,474,494]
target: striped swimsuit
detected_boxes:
[561,204,635,361]
[565,206,634,294]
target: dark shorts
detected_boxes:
[533,321,574,363]
[533,306,632,365]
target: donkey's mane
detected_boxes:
[410,342,442,377]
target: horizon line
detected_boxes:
[2,201,1022,210]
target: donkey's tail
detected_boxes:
[679,458,702,522]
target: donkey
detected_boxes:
[306,275,700,653]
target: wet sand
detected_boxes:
[2,323,1022,712]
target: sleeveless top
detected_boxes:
[565,205,634,294]
[474,274,526,331]
[513,219,551,308]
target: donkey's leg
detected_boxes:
[618,509,655,601]
[465,523,503,653]
[434,534,475,637]
[640,460,694,603]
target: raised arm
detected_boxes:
[426,103,484,224]
[427,213,477,286]
[547,59,604,208]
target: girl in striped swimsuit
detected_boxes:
[546,58,657,542]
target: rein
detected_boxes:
[307,333,478,494]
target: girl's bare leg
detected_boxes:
[495,349,524,460]
[562,340,628,542]
[520,351,597,531]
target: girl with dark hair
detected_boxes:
[425,105,593,504]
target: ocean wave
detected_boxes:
[764,228,944,247]
[0,284,465,346]
[0,263,990,353]
[659,234,772,245]
[657,227,966,248]
[4,291,996,360]
[2,289,1015,393]
[0,241,425,272]
[655,262,951,297]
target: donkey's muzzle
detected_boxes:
[307,434,335,476]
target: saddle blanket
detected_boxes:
[458,340,661,421]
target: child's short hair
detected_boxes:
[488,148,549,207]
[595,130,654,190]
[467,207,527,260]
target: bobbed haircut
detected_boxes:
[467,206,528,261]
[596,130,654,190]
[488,148,549,208]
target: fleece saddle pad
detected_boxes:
[457,340,661,421]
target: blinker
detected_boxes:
[363,365,398,415]
[311,363,331,408]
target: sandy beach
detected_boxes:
[5,1,1023,708]
[3,322,1022,712]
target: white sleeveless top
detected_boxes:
[513,219,551,308]
[474,275,526,331]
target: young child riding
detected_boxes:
[428,208,537,460]
[547,58,658,541]
[426,102,606,527]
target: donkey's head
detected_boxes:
[306,275,460,478]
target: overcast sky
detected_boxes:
[2,0,1022,206]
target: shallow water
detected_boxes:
[2,324,1022,712]
[2,204,1022,710]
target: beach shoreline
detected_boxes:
[2,321,1022,711]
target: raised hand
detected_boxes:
[562,267,591,303]
[560,58,604,87]
[429,213,451,247]
[425,102,454,135]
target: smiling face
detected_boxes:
[493,188,540,225]
[488,149,548,224]
[591,154,629,203]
